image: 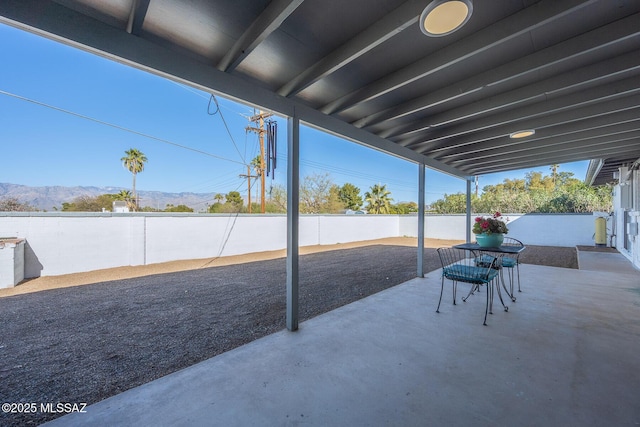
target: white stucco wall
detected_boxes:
[0,213,406,278]
[504,214,597,246]
[398,215,468,240]
[316,215,399,245]
[399,213,596,246]
[0,212,604,279]
[612,167,640,269]
[144,215,287,264]
[0,214,141,277]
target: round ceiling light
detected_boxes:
[420,0,473,37]
[509,129,536,139]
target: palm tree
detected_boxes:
[115,190,132,200]
[364,183,393,214]
[550,164,560,186]
[121,148,147,210]
[115,189,135,211]
[250,155,263,177]
[250,155,264,206]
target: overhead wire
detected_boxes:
[169,84,264,209]
[275,155,417,191]
[274,154,453,197]
[3,86,444,201]
[199,177,257,268]
[0,88,246,166]
[167,80,210,100]
[165,83,259,201]
[136,80,402,200]
[174,169,243,194]
[165,81,256,198]
[2,85,276,207]
[207,94,246,164]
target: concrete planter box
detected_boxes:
[0,238,25,288]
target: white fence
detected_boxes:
[400,214,598,245]
[0,213,596,278]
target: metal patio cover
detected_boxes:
[1,0,639,185]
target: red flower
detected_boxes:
[472,213,509,235]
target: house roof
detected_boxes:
[1,0,639,183]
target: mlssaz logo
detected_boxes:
[40,402,88,413]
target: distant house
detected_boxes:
[112,201,129,213]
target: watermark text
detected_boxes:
[2,402,87,414]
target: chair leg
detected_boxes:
[453,280,457,305]
[516,263,522,292]
[508,268,515,299]
[500,268,516,302]
[494,277,509,312]
[436,277,445,313]
[462,283,477,302]
[484,282,490,326]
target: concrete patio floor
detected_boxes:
[47,252,640,427]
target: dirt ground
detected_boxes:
[0,238,578,426]
[1,237,463,298]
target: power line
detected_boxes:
[275,154,462,193]
[0,88,246,166]
[173,170,244,194]
[2,87,456,199]
[277,155,418,190]
[167,80,210,100]
[166,81,248,165]
[207,94,246,164]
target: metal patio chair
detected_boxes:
[500,237,524,295]
[473,237,524,302]
[436,247,506,325]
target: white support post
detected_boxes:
[466,179,472,243]
[417,163,425,277]
[286,114,300,331]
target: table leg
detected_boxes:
[494,275,509,312]
[500,268,516,302]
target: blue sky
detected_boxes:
[0,23,589,206]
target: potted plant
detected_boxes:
[473,212,509,247]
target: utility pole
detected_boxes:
[246,110,273,213]
[239,164,258,213]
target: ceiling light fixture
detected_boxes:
[420,0,473,37]
[509,129,536,139]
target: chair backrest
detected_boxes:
[437,247,470,267]
[502,237,524,247]
[501,237,523,262]
[437,247,500,284]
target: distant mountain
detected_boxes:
[0,183,217,212]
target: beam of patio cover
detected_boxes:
[365,13,640,133]
[126,0,150,35]
[217,0,305,72]
[321,0,598,115]
[277,0,421,98]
